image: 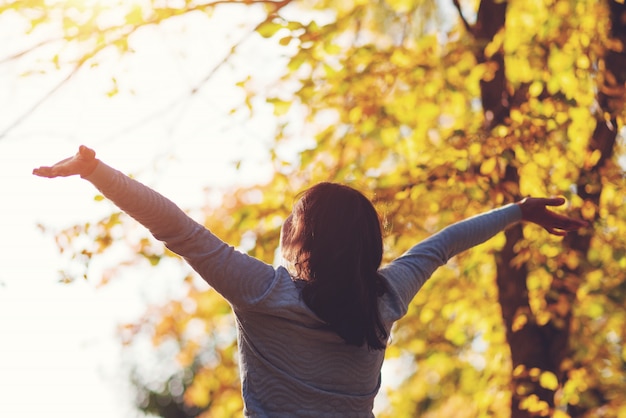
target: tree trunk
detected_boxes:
[470,1,551,415]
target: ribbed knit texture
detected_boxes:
[85,162,522,417]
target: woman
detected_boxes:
[33,146,587,417]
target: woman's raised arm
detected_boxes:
[33,145,277,308]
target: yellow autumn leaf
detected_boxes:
[390,48,413,67]
[257,21,283,38]
[268,98,291,116]
[539,371,559,390]
[480,157,497,175]
[535,311,551,326]
[581,200,596,220]
[520,394,550,414]
[512,313,528,332]
[380,126,399,146]
[348,106,362,123]
[564,250,580,270]
[528,81,544,98]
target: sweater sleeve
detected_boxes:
[378,204,522,319]
[83,162,277,308]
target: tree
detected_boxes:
[7,0,625,416]
[460,1,625,416]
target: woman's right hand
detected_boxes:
[33,145,99,178]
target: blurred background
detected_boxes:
[1,1,625,417]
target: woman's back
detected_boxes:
[235,267,385,417]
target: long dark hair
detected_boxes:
[281,182,388,350]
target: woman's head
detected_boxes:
[281,182,383,277]
[281,182,388,350]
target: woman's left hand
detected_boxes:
[517,197,589,236]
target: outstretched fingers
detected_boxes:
[553,212,589,229]
[32,166,54,177]
[32,156,74,178]
[545,227,568,236]
[543,210,589,236]
[542,197,566,207]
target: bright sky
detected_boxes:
[0,5,282,417]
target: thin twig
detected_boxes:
[0,64,80,140]
[0,38,63,65]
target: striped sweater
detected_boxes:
[85,162,522,417]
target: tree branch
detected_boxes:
[452,0,473,35]
[0,64,80,140]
